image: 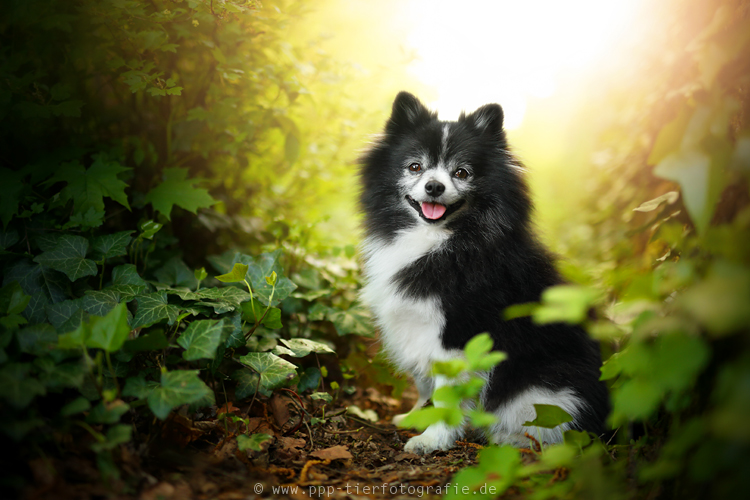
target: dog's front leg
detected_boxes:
[403,375,466,455]
[392,375,433,425]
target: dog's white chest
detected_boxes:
[360,227,454,377]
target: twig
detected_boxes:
[524,431,542,453]
[324,426,363,435]
[345,415,394,434]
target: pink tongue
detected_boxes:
[421,202,447,220]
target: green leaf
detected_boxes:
[131,292,181,329]
[82,289,121,316]
[154,256,198,288]
[399,406,462,430]
[91,424,132,453]
[310,391,332,403]
[215,263,249,284]
[564,429,592,448]
[654,149,717,235]
[123,330,169,352]
[0,281,31,316]
[237,433,273,452]
[0,363,46,409]
[61,396,91,417]
[195,267,207,282]
[633,191,680,212]
[34,235,98,281]
[138,220,162,240]
[610,378,663,425]
[273,338,334,358]
[85,302,130,352]
[143,168,216,220]
[177,319,225,360]
[122,374,159,399]
[17,324,57,356]
[297,367,321,392]
[522,404,574,429]
[233,369,262,399]
[46,298,84,332]
[238,352,297,393]
[87,399,130,424]
[326,304,373,336]
[46,155,131,215]
[90,231,133,260]
[533,285,600,324]
[147,370,214,420]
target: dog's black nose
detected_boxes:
[425,180,445,197]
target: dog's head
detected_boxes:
[361,92,530,239]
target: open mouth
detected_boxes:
[406,196,465,223]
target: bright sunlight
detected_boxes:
[402,0,642,127]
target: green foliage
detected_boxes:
[400,333,505,431]
[463,1,750,497]
[0,0,374,486]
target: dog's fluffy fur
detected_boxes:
[359,92,609,454]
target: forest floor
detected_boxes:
[17,385,513,500]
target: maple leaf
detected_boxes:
[47,154,131,215]
[143,168,216,220]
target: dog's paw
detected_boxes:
[403,432,453,455]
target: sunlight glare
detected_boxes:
[403,0,640,128]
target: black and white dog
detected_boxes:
[359,92,609,454]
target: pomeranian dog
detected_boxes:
[359,92,609,454]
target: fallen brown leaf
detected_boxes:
[309,445,353,461]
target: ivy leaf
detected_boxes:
[0,363,46,409]
[122,374,159,399]
[82,289,121,316]
[274,338,334,358]
[154,256,198,288]
[177,319,225,360]
[233,369,262,399]
[237,352,297,394]
[147,370,214,420]
[34,235,98,282]
[47,155,131,215]
[215,263,249,283]
[327,303,373,337]
[523,404,574,429]
[237,433,273,452]
[0,282,31,316]
[90,231,133,261]
[85,302,130,353]
[143,168,216,220]
[131,292,181,329]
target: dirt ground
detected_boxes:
[18,385,491,500]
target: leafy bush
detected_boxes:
[0,0,374,486]
[441,0,750,497]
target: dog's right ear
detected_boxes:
[385,92,431,135]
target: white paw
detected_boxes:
[403,430,455,455]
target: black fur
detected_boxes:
[360,92,609,436]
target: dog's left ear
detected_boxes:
[465,103,504,138]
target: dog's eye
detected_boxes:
[408,163,422,173]
[455,168,469,179]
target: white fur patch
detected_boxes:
[489,386,586,446]
[360,226,454,378]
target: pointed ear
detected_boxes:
[465,103,504,138]
[385,92,432,135]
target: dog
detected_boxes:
[359,92,609,454]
